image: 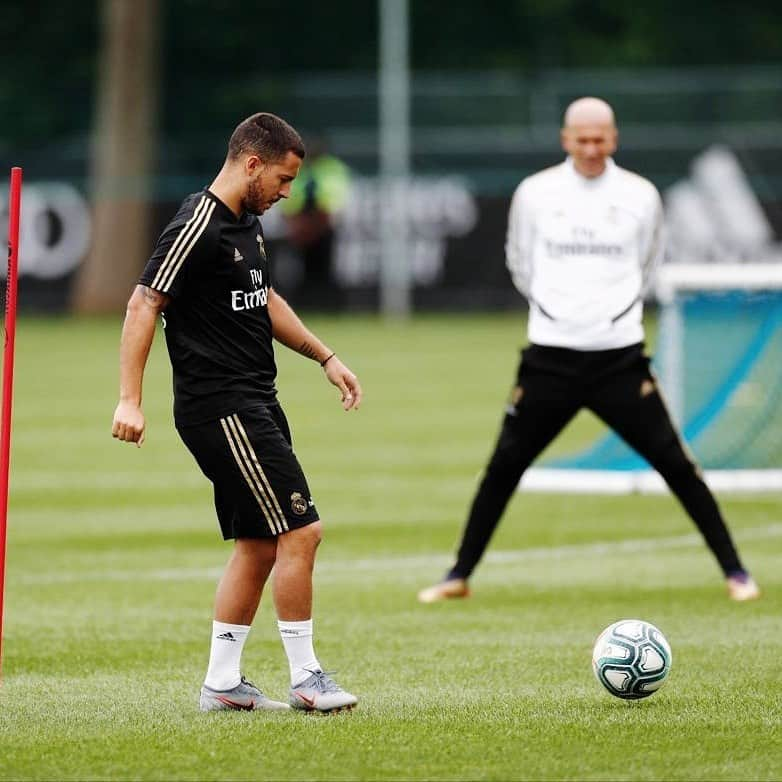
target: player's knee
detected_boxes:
[653,440,700,485]
[485,450,525,490]
[285,519,323,551]
[306,519,323,548]
[484,422,531,479]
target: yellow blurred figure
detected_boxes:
[281,140,351,304]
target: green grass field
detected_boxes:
[1,313,780,781]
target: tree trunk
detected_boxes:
[72,0,159,313]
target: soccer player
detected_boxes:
[418,97,760,605]
[112,113,362,712]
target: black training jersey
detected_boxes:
[139,189,277,426]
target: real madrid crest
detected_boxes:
[290,491,308,515]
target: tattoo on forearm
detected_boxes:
[141,286,166,308]
[298,341,319,361]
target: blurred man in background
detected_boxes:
[418,97,760,605]
[281,137,351,307]
[112,112,362,713]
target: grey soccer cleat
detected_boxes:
[289,670,358,713]
[199,675,290,712]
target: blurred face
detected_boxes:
[243,150,302,214]
[561,123,617,178]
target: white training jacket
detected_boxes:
[506,157,664,351]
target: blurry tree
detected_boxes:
[1,0,780,160]
[0,1,97,172]
[410,0,782,69]
[72,0,159,313]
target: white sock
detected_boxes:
[204,621,250,691]
[278,619,321,686]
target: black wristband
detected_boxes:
[320,352,336,367]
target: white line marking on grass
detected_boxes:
[14,523,782,585]
[11,471,205,490]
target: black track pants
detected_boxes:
[450,343,745,579]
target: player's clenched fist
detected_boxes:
[112,400,146,447]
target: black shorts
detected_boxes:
[177,403,319,540]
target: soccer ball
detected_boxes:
[592,619,672,700]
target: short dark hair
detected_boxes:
[227,113,306,162]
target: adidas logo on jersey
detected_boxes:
[233,248,243,262]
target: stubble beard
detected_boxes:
[242,176,266,215]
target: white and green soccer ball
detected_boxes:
[592,619,672,700]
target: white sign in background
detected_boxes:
[0,182,92,280]
[262,176,479,287]
[1,177,478,285]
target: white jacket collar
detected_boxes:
[564,156,616,184]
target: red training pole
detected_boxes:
[0,166,22,681]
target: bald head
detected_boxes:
[563,97,616,129]
[561,97,618,178]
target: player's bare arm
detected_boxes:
[112,285,171,446]
[267,288,362,411]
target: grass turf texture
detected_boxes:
[1,313,780,781]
